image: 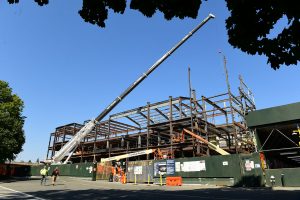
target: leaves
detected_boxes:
[130,0,201,20]
[7,0,19,4]
[34,0,49,6]
[130,0,157,17]
[226,0,300,69]
[5,0,300,69]
[79,0,108,28]
[6,0,201,27]
[77,0,200,27]
[0,80,25,163]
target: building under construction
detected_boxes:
[31,13,300,187]
[46,75,256,163]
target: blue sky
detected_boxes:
[1,1,299,162]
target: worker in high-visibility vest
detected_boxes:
[293,124,300,146]
[40,166,48,185]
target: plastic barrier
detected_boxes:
[166,176,182,186]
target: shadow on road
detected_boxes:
[2,177,300,200]
[0,176,39,183]
[23,187,300,200]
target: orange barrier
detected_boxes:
[166,176,182,186]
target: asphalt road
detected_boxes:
[0,177,300,200]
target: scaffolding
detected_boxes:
[47,76,256,163]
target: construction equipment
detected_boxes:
[101,149,155,183]
[50,14,215,164]
[100,148,173,163]
[154,148,173,160]
[101,149,154,163]
[183,129,230,155]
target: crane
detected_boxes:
[100,149,155,163]
[50,14,215,164]
[183,129,230,155]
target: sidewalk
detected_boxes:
[29,176,300,191]
[272,186,300,191]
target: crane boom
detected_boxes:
[101,149,154,163]
[183,129,230,155]
[51,14,215,164]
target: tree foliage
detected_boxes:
[7,0,202,27]
[5,0,300,69]
[0,80,25,163]
[226,1,300,69]
[78,0,201,28]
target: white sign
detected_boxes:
[255,164,261,168]
[175,162,181,172]
[134,166,143,175]
[250,161,254,169]
[222,161,228,166]
[182,160,206,172]
[245,160,252,171]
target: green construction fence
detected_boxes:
[28,153,284,187]
[265,168,300,187]
[153,153,264,186]
[30,162,94,177]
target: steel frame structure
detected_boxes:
[46,77,256,163]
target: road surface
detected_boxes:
[0,177,300,200]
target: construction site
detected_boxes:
[10,14,300,188]
[21,14,260,187]
[46,75,256,164]
[2,2,300,199]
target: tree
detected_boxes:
[226,1,300,69]
[0,80,25,163]
[5,0,300,69]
